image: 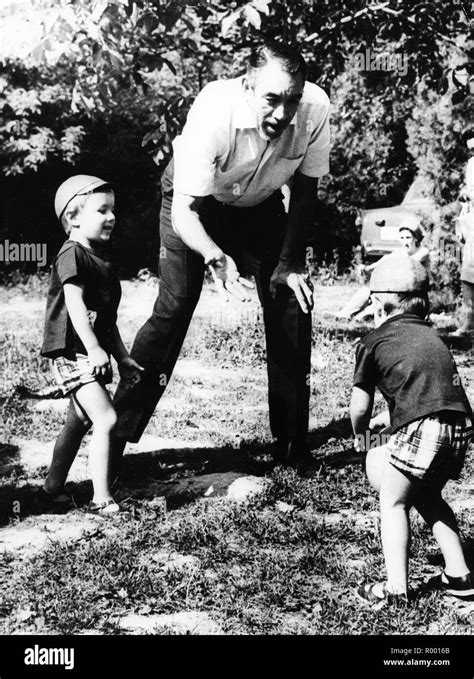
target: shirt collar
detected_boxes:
[234,77,298,130]
[380,313,429,327]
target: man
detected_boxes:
[113,41,330,468]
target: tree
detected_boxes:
[29,0,471,161]
[1,0,471,275]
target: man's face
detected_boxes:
[244,61,304,141]
[466,137,474,151]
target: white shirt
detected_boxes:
[172,76,330,207]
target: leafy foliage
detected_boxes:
[0,60,84,175]
[0,0,472,277]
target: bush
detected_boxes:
[0,58,162,278]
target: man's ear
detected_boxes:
[242,73,254,93]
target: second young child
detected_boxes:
[350,252,473,605]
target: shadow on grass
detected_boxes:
[0,441,272,524]
[0,417,363,523]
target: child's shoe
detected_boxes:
[87,499,121,517]
[429,571,474,600]
[354,582,409,609]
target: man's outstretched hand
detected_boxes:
[207,252,254,302]
[270,261,314,314]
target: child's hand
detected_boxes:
[369,410,391,431]
[118,356,145,387]
[88,346,112,381]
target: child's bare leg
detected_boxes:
[414,484,470,578]
[44,398,91,494]
[379,461,416,595]
[74,382,117,504]
[365,444,388,492]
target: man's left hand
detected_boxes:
[270,261,314,314]
[118,356,145,387]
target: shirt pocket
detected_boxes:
[268,155,305,189]
[215,158,260,194]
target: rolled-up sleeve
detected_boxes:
[172,83,225,196]
[298,91,331,178]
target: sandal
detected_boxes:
[354,582,408,608]
[87,499,121,516]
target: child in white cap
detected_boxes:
[350,251,473,605]
[41,176,143,515]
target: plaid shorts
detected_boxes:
[52,353,112,396]
[386,411,473,481]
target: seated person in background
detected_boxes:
[350,252,473,606]
[336,214,430,320]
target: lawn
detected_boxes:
[0,275,473,636]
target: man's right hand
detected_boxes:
[206,251,254,302]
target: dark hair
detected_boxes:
[398,226,423,245]
[379,292,429,318]
[462,128,474,144]
[247,42,306,81]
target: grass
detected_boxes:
[1,467,472,635]
[0,276,473,636]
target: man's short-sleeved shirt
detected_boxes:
[172,76,330,207]
[353,314,472,432]
[41,240,121,359]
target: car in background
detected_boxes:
[357,176,437,262]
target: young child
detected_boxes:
[41,175,143,515]
[350,251,473,605]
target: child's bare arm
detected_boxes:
[362,254,388,275]
[350,385,374,451]
[63,281,110,377]
[411,246,430,266]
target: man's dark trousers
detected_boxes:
[114,164,311,445]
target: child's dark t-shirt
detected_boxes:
[41,240,121,359]
[353,313,472,432]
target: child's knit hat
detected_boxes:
[370,251,429,294]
